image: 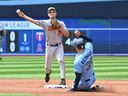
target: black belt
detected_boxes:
[85,72,94,82]
[47,42,61,47]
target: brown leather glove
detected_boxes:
[50,19,61,30]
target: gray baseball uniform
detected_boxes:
[37,19,68,79]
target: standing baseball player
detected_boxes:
[69,30,102,91]
[17,7,69,85]
[0,28,6,60]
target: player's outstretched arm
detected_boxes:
[16,9,39,26]
[80,34,92,43]
[68,72,81,92]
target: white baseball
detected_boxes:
[16,9,20,13]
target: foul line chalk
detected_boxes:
[44,85,69,88]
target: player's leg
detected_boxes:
[88,74,104,91]
[56,44,66,85]
[44,46,54,82]
[77,74,96,91]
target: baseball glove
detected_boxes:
[0,29,6,36]
[50,19,61,30]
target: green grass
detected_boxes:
[0,56,128,95]
[0,93,38,96]
[0,56,128,80]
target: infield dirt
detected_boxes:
[0,79,127,96]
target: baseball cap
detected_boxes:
[71,38,84,48]
[47,7,56,13]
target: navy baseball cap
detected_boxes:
[71,38,84,48]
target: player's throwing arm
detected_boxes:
[16,9,39,26]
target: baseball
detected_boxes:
[16,9,20,13]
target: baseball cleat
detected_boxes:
[91,85,104,91]
[45,70,51,83]
[59,78,66,85]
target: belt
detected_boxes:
[47,42,61,47]
[85,72,94,82]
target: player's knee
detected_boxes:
[58,60,65,64]
[45,67,51,73]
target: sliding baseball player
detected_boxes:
[68,30,103,91]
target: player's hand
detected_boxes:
[17,10,25,17]
[74,30,81,37]
[67,88,75,92]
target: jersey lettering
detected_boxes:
[81,51,91,64]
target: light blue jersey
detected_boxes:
[74,42,96,90]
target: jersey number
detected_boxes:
[85,61,93,71]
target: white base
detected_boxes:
[44,85,68,89]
